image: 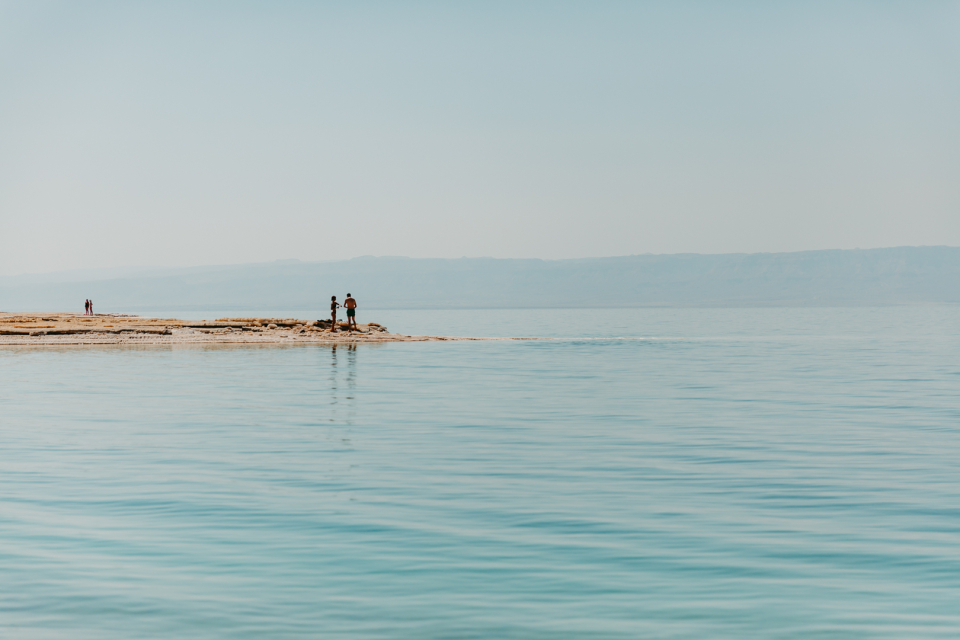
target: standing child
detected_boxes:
[330,296,340,332]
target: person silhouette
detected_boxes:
[330,296,340,332]
[343,293,357,330]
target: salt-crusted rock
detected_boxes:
[0,314,415,343]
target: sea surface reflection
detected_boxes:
[1,308,959,639]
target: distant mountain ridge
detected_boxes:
[2,247,959,312]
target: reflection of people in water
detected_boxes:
[343,293,357,330]
[328,343,358,424]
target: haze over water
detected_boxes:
[2,308,959,638]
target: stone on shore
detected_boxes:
[0,313,458,346]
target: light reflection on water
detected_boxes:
[1,308,959,639]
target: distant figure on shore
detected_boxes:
[84,299,90,315]
[344,293,357,329]
[330,296,340,332]
[89,300,93,316]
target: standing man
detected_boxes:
[89,299,93,316]
[343,293,357,330]
[330,296,340,332]
[84,299,90,315]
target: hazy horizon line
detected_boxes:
[5,244,958,281]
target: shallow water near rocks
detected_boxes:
[1,307,959,639]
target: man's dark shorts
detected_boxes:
[346,308,355,318]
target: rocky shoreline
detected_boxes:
[0,313,509,346]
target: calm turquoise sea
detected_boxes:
[2,308,959,639]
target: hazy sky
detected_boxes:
[1,1,958,275]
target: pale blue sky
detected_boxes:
[1,1,958,275]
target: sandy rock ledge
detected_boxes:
[0,313,516,346]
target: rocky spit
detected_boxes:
[0,313,510,346]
